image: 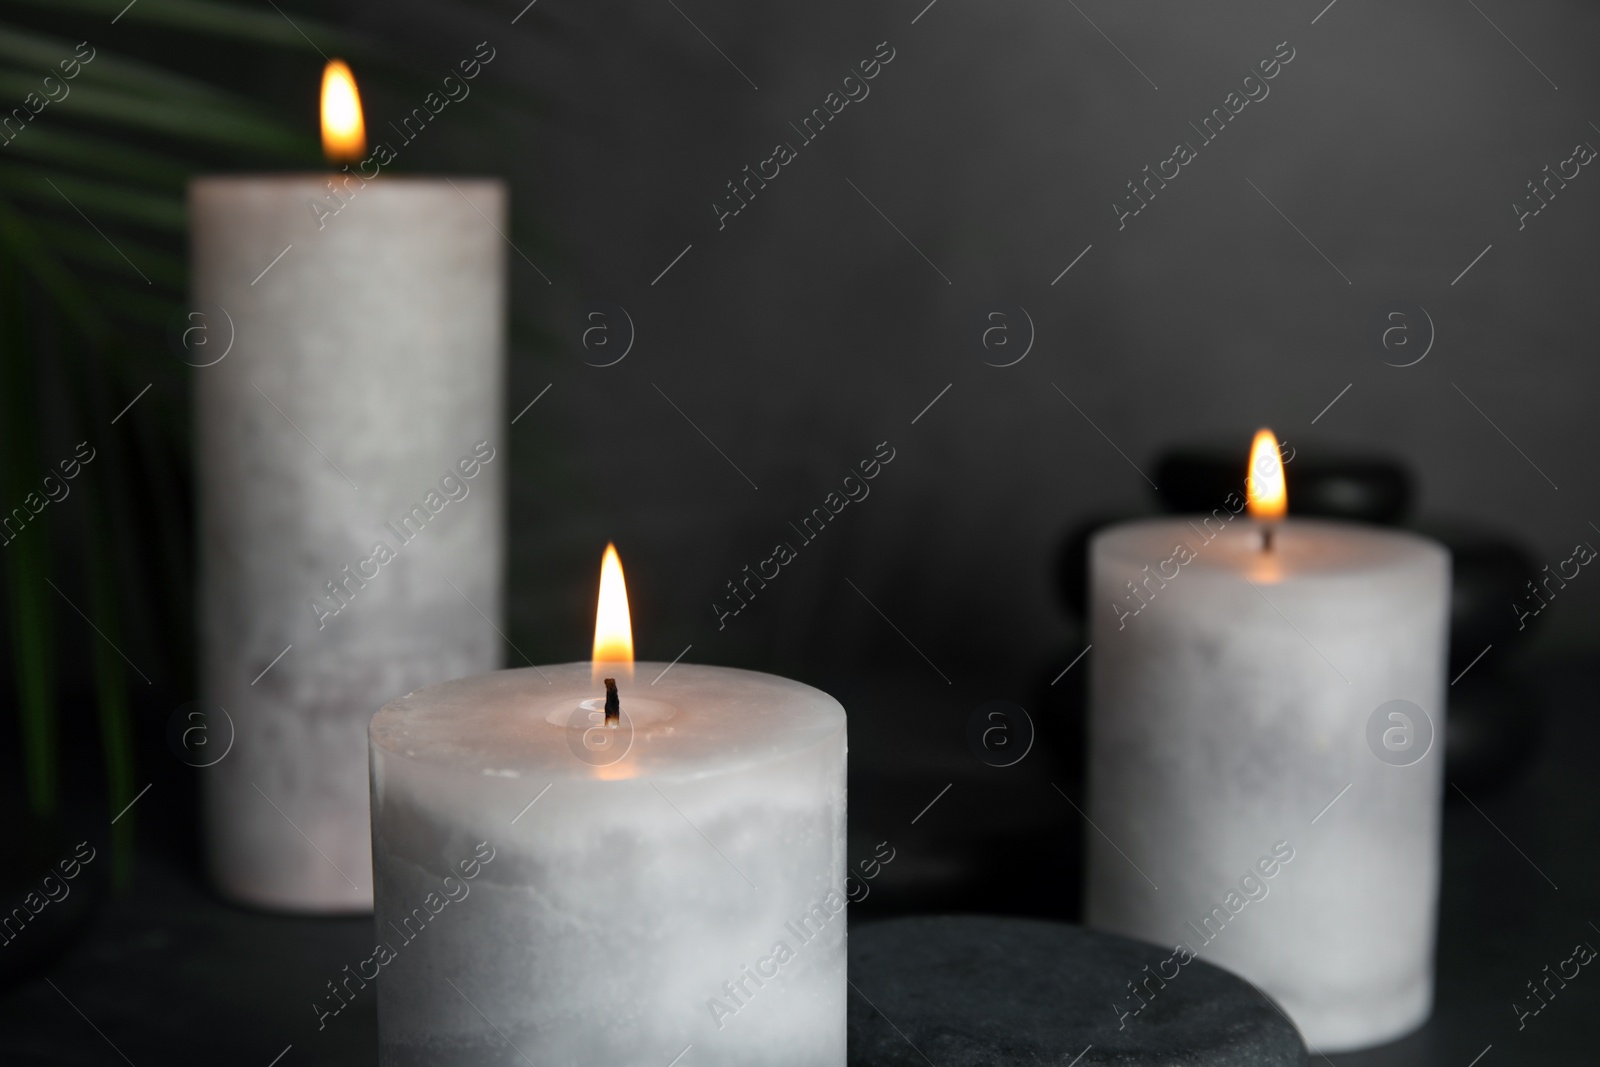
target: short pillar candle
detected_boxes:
[368,659,848,1065]
[1085,432,1450,1051]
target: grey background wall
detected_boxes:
[341,0,1600,694]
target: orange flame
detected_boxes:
[1246,428,1287,521]
[320,59,366,163]
[592,543,634,681]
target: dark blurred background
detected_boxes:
[475,0,1600,673]
[2,0,1598,1063]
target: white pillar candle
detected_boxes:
[1086,509,1449,1051]
[190,168,507,911]
[367,662,848,1065]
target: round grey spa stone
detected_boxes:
[849,916,1307,1066]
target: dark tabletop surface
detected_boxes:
[0,658,1594,1066]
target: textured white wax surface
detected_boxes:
[193,176,506,912]
[1085,518,1450,1052]
[370,664,848,1066]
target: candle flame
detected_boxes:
[592,543,634,680]
[320,59,366,163]
[1246,428,1287,521]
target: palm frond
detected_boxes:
[0,248,58,819]
[7,0,364,53]
[0,0,545,881]
[0,5,319,846]
[3,126,193,187]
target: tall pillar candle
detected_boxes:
[1085,516,1449,1051]
[368,662,848,1066]
[191,175,507,911]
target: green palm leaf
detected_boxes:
[0,0,542,886]
[0,3,335,867]
[7,0,363,52]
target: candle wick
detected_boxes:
[604,678,620,728]
[1261,526,1275,553]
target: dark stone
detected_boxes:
[1407,519,1544,789]
[1153,446,1413,525]
[1056,450,1416,623]
[849,916,1307,1066]
[1407,519,1544,660]
[1445,672,1542,792]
